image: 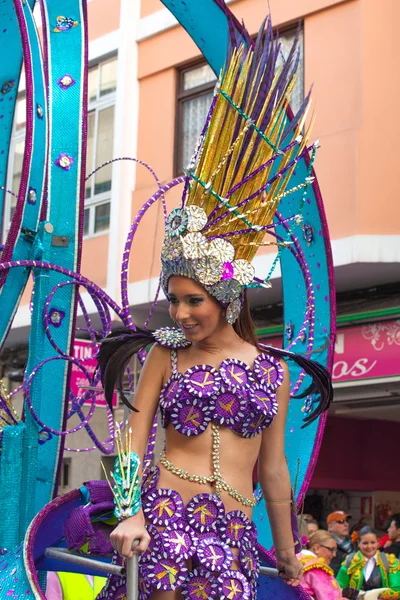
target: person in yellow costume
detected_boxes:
[46,571,107,599]
[336,527,400,599]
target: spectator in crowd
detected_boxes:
[336,526,400,597]
[298,530,345,599]
[327,510,355,575]
[307,518,319,537]
[381,514,400,558]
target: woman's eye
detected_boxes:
[168,298,178,304]
[190,298,203,306]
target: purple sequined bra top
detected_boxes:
[159,348,284,439]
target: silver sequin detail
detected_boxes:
[232,259,255,286]
[182,232,209,259]
[186,205,208,233]
[194,256,223,285]
[208,238,235,263]
[226,298,242,324]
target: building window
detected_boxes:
[60,458,71,488]
[84,55,117,237]
[176,63,216,175]
[2,56,117,240]
[175,28,304,174]
[1,95,26,239]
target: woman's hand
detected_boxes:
[110,510,150,559]
[276,551,303,586]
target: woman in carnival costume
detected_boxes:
[97,17,332,600]
[337,527,400,600]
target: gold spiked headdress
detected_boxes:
[161,24,316,323]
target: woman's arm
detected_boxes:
[258,359,302,585]
[110,343,169,558]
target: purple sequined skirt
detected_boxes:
[139,465,259,599]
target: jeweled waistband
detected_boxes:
[159,423,257,508]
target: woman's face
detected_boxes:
[313,540,337,565]
[167,276,226,341]
[358,534,378,559]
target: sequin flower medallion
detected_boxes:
[219,358,255,393]
[143,488,184,527]
[220,511,252,548]
[181,568,219,600]
[147,555,188,591]
[183,365,221,399]
[196,537,233,572]
[161,521,197,560]
[217,570,250,600]
[186,493,225,533]
[170,397,213,436]
[253,354,284,390]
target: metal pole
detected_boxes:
[125,540,140,600]
[260,566,280,578]
[44,548,125,577]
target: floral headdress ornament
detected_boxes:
[161,21,318,323]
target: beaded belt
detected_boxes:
[159,423,257,508]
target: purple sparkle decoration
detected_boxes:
[1,80,14,95]
[220,510,252,547]
[140,524,161,564]
[147,556,188,591]
[54,153,74,170]
[142,465,159,496]
[183,365,221,399]
[253,353,284,390]
[143,488,184,527]
[160,374,183,407]
[239,543,260,579]
[57,74,76,89]
[241,412,268,438]
[48,308,65,328]
[170,397,213,436]
[285,321,294,342]
[186,494,224,533]
[181,568,219,599]
[38,429,52,445]
[248,384,278,421]
[196,537,233,572]
[161,522,197,560]
[53,16,79,32]
[217,570,250,600]
[214,392,246,427]
[302,222,314,245]
[219,358,255,393]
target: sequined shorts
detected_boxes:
[138,465,259,599]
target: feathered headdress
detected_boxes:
[161,20,315,323]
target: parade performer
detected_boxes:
[337,527,400,599]
[97,18,332,599]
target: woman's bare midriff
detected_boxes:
[156,422,262,520]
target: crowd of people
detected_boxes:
[295,511,400,599]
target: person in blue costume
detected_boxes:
[97,20,332,600]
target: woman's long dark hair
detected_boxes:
[233,291,260,348]
[98,291,332,425]
[97,327,155,411]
